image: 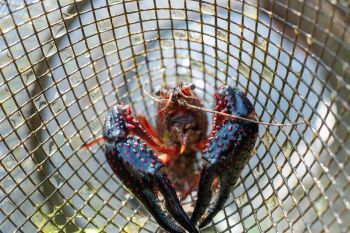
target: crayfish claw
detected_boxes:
[190,167,233,228]
[156,174,199,233]
[103,106,198,233]
[190,166,215,225]
[191,86,259,228]
[138,187,185,233]
[199,176,232,228]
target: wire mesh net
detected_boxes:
[0,0,349,232]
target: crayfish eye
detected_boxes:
[154,90,161,96]
[190,83,196,90]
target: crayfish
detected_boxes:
[85,82,301,232]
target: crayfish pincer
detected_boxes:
[191,86,259,228]
[103,105,198,233]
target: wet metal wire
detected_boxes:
[0,0,349,232]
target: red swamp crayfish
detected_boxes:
[84,82,302,232]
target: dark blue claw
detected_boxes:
[104,105,198,233]
[191,86,259,228]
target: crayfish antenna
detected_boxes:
[143,87,305,127]
[157,91,174,114]
[183,102,306,127]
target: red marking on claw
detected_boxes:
[126,123,135,129]
[125,106,131,115]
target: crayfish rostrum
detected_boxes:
[91,83,261,232]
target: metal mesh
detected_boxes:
[0,0,349,232]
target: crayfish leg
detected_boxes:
[124,111,179,156]
[179,174,200,202]
[136,115,163,143]
[80,136,105,150]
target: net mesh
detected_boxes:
[0,0,349,232]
